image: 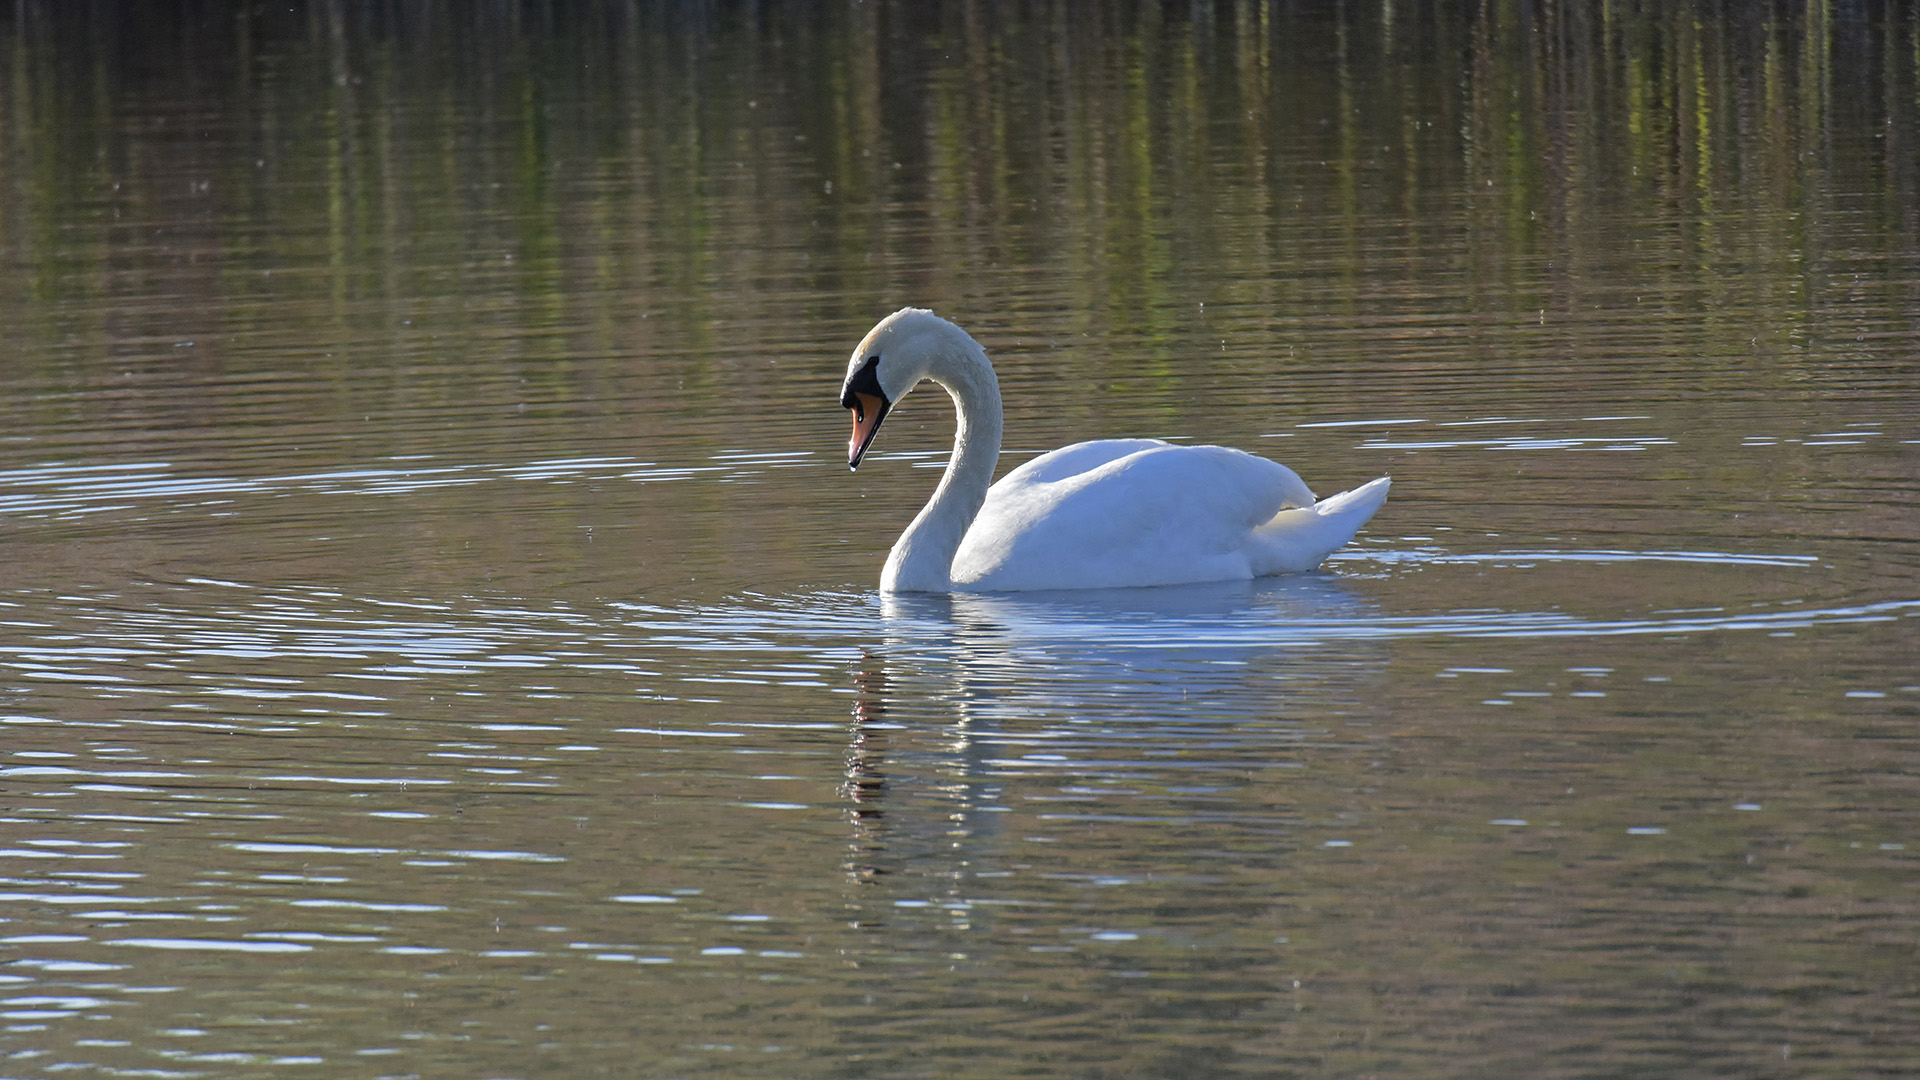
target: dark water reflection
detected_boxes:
[2,1,1919,1077]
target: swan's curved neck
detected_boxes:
[880,340,1002,593]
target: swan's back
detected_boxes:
[994,438,1169,486]
[952,440,1341,591]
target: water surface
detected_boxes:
[2,3,1917,1077]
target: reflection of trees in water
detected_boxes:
[0,1,1910,382]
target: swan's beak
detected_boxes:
[847,392,890,470]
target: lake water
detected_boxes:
[2,2,1917,1077]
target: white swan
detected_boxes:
[840,308,1391,593]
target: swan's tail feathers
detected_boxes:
[1248,476,1391,575]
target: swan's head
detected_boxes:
[839,307,983,469]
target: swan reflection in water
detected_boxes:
[838,575,1389,897]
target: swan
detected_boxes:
[839,307,1391,593]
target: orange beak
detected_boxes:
[847,391,890,469]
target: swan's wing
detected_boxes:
[954,443,1323,591]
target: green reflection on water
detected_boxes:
[2,1,1912,371]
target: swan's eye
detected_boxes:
[840,354,885,414]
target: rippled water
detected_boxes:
[3,3,1919,1078]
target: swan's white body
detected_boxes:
[840,308,1390,593]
